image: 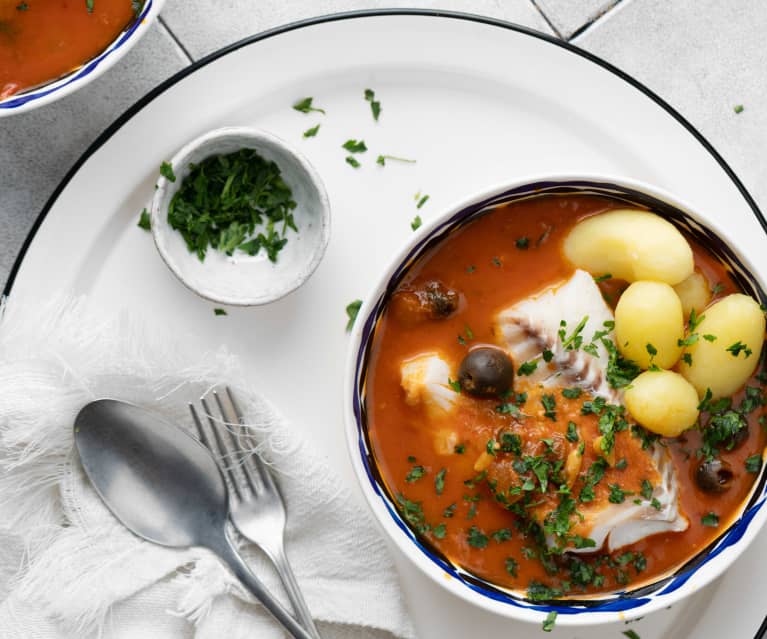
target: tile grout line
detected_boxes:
[568,0,626,41]
[528,0,564,39]
[157,15,195,63]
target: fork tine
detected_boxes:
[189,403,210,447]
[212,390,261,496]
[200,396,243,501]
[224,386,279,494]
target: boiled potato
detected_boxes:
[563,209,694,285]
[615,281,684,369]
[624,370,699,437]
[680,294,765,398]
[674,271,712,319]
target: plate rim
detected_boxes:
[3,8,766,296]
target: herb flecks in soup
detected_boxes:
[0,1,140,99]
[364,195,767,599]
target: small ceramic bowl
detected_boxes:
[344,174,767,628]
[0,0,164,115]
[151,127,330,306]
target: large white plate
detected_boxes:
[6,11,767,639]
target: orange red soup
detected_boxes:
[0,0,138,99]
[364,195,767,598]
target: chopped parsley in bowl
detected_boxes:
[150,127,330,306]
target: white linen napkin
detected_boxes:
[0,298,415,639]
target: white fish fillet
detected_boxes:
[400,353,457,418]
[495,269,689,551]
[574,447,689,552]
[496,269,618,402]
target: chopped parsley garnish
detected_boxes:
[16,2,28,10]
[727,340,752,358]
[640,479,653,500]
[701,512,719,527]
[651,497,662,510]
[86,0,94,13]
[432,523,446,539]
[734,104,745,114]
[527,580,562,601]
[500,432,523,454]
[345,299,362,331]
[688,308,705,331]
[447,378,462,393]
[593,273,612,282]
[542,611,557,632]
[364,88,381,121]
[454,444,465,454]
[541,394,557,421]
[682,353,693,366]
[292,97,325,114]
[376,154,415,166]
[342,139,367,153]
[678,334,700,347]
[562,387,581,399]
[492,528,512,543]
[579,458,607,503]
[302,124,320,138]
[492,256,502,267]
[746,454,762,473]
[515,237,529,250]
[542,349,554,363]
[407,455,416,463]
[712,282,726,295]
[405,465,426,483]
[167,149,296,262]
[486,439,498,456]
[435,468,446,495]
[646,343,657,357]
[703,334,717,342]
[467,526,489,548]
[416,194,429,209]
[411,215,422,231]
[159,161,176,182]
[521,547,537,560]
[395,494,428,534]
[608,483,633,504]
[700,410,747,459]
[517,360,538,376]
[465,265,476,273]
[566,421,579,443]
[623,630,641,639]
[137,208,151,231]
[345,156,361,168]
[559,316,589,351]
[443,503,457,517]
[615,458,628,470]
[213,308,227,316]
[505,557,519,577]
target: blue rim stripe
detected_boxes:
[352,179,767,616]
[0,0,153,110]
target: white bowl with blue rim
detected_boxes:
[343,174,767,627]
[0,0,164,116]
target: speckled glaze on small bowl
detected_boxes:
[151,127,330,306]
[344,174,767,628]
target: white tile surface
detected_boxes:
[160,0,554,60]
[534,0,619,38]
[574,0,767,210]
[0,22,188,286]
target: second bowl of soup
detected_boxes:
[345,176,767,629]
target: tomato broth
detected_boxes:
[0,0,137,99]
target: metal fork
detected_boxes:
[190,387,321,639]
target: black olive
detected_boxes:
[458,347,514,398]
[695,458,734,493]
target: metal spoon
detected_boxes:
[74,399,314,639]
